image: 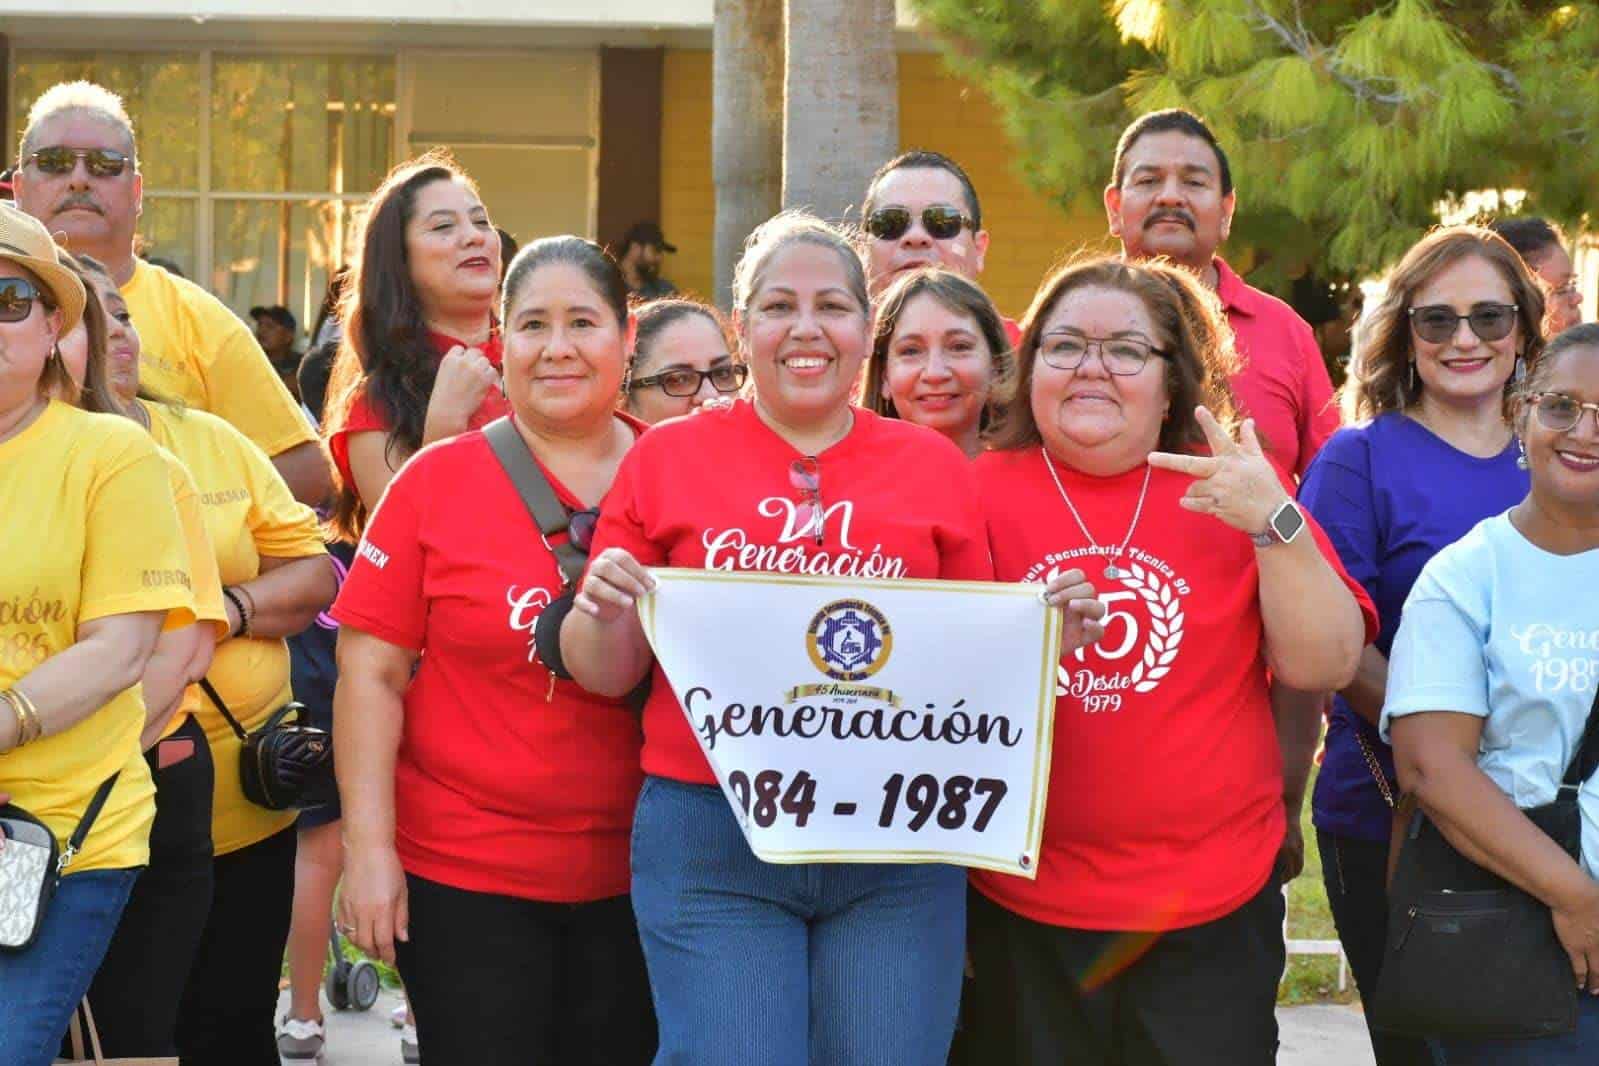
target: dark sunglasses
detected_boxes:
[1527,392,1599,434]
[25,146,133,178]
[630,363,747,398]
[790,458,824,546]
[1407,302,1518,344]
[568,507,600,553]
[0,277,41,323]
[864,205,973,242]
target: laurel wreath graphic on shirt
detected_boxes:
[1118,563,1185,694]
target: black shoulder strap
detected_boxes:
[1561,684,1599,792]
[62,771,121,871]
[482,417,588,585]
[199,677,250,742]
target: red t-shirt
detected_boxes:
[327,330,510,493]
[1002,316,1023,350]
[330,418,646,902]
[1215,258,1340,478]
[589,400,995,785]
[968,447,1376,932]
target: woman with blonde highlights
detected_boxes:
[1304,225,1543,1066]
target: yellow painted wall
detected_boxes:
[658,49,1111,316]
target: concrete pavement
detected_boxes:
[279,989,1376,1065]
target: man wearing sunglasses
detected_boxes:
[1105,108,1338,480]
[12,80,329,507]
[861,151,1025,345]
[1489,216,1586,338]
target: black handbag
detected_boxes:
[198,679,334,811]
[0,773,119,952]
[1372,686,1599,1041]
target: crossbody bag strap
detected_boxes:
[198,677,250,742]
[483,416,588,585]
[60,771,121,875]
[1560,684,1599,794]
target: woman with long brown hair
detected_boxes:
[1304,226,1544,1066]
[323,150,506,540]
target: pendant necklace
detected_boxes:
[1041,446,1151,580]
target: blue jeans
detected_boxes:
[0,866,139,1066]
[1439,994,1599,1064]
[630,776,965,1066]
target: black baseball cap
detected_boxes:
[249,304,297,333]
[622,221,676,254]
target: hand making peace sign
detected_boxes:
[1146,406,1289,537]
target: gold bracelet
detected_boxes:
[1,690,30,750]
[9,687,43,745]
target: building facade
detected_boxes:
[2,1,1108,333]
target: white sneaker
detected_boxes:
[277,1015,325,1061]
[400,1023,420,1064]
[389,1003,408,1029]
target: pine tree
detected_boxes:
[911,0,1598,288]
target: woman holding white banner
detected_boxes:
[561,211,1104,1065]
[963,256,1377,1065]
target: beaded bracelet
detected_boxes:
[222,587,251,638]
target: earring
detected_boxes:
[1408,360,1416,392]
[1516,437,1529,470]
[47,343,63,367]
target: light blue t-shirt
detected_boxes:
[1383,512,1599,880]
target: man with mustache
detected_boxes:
[12,81,329,506]
[1106,108,1338,478]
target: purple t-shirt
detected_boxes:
[1300,413,1527,842]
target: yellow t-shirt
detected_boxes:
[157,446,229,741]
[143,401,327,854]
[0,402,197,872]
[123,259,316,460]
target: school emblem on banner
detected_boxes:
[637,569,1064,875]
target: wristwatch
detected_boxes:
[1251,500,1306,547]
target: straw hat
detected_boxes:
[0,202,85,334]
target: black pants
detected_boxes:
[964,879,1285,1066]
[1316,829,1438,1066]
[175,824,297,1066]
[394,872,656,1065]
[86,715,216,1057]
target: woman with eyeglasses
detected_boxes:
[622,298,746,424]
[0,205,196,1066]
[964,256,1374,1065]
[1299,225,1543,1066]
[861,268,1011,459]
[1384,322,1599,1063]
[332,236,655,1064]
[1489,216,1585,338]
[560,211,1104,1064]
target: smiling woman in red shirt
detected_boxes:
[323,151,508,541]
[560,211,1103,1065]
[963,256,1377,1066]
[331,236,654,1065]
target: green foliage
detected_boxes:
[912,0,1599,289]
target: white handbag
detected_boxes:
[0,774,119,952]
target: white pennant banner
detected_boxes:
[637,569,1063,876]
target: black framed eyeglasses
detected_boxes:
[25,146,133,178]
[864,205,973,242]
[1407,303,1518,344]
[1527,392,1599,434]
[1038,332,1166,376]
[629,363,747,398]
[789,457,824,546]
[0,277,40,323]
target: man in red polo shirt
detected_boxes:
[863,151,1023,348]
[1105,109,1339,478]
